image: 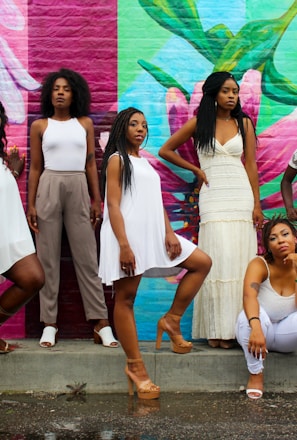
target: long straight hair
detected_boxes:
[0,101,8,160]
[100,107,148,199]
[194,71,254,153]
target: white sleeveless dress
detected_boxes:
[99,154,196,286]
[0,159,35,276]
[192,133,257,340]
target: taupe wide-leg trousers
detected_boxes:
[35,170,108,323]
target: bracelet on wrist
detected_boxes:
[13,170,19,178]
[248,316,260,325]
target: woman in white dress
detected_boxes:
[159,71,263,349]
[99,107,211,399]
[0,101,44,353]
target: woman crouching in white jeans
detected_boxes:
[236,216,297,399]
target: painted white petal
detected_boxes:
[0,58,25,123]
[0,37,40,90]
[0,0,25,31]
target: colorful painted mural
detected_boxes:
[0,0,296,340]
[118,0,297,339]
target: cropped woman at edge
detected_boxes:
[236,217,297,399]
[0,101,44,352]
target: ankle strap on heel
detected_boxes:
[165,313,182,322]
[127,358,143,364]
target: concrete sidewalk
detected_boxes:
[1,339,297,394]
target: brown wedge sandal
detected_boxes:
[156,313,192,354]
[125,358,160,400]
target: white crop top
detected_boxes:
[42,118,87,171]
[257,256,296,322]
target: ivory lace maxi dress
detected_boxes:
[99,154,196,286]
[192,133,257,341]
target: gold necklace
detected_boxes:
[216,116,232,121]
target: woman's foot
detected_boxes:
[246,372,264,399]
[94,320,118,348]
[125,358,160,400]
[207,339,235,349]
[0,338,14,354]
[156,313,192,354]
[219,339,235,349]
[208,339,220,348]
[39,325,58,348]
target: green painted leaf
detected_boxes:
[138,0,215,62]
[204,24,234,58]
[262,59,297,105]
[214,0,297,79]
[137,59,190,101]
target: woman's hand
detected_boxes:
[90,200,102,229]
[194,168,209,191]
[248,325,267,359]
[7,146,25,179]
[283,253,297,273]
[119,244,136,277]
[27,206,39,233]
[165,231,182,260]
[252,205,264,230]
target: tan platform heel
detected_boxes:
[156,313,192,354]
[125,358,160,400]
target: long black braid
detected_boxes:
[100,107,148,199]
[0,101,8,161]
[194,71,255,154]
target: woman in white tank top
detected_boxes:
[236,217,297,399]
[27,68,117,349]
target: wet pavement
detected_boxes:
[1,391,297,439]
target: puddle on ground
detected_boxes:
[1,392,297,439]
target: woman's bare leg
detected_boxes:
[0,254,44,323]
[114,275,159,397]
[113,275,142,359]
[163,248,211,335]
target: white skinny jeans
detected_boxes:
[236,307,297,374]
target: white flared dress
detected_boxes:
[0,159,35,275]
[99,154,196,286]
[192,133,257,340]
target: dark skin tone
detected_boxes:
[281,164,297,220]
[7,146,25,179]
[159,79,264,349]
[243,223,297,397]
[27,77,115,345]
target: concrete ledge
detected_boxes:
[1,339,297,394]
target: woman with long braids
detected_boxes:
[159,71,263,349]
[0,102,44,353]
[99,107,211,399]
[27,68,117,348]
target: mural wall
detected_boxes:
[1,0,296,340]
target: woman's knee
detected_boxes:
[8,255,45,293]
[186,249,212,274]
